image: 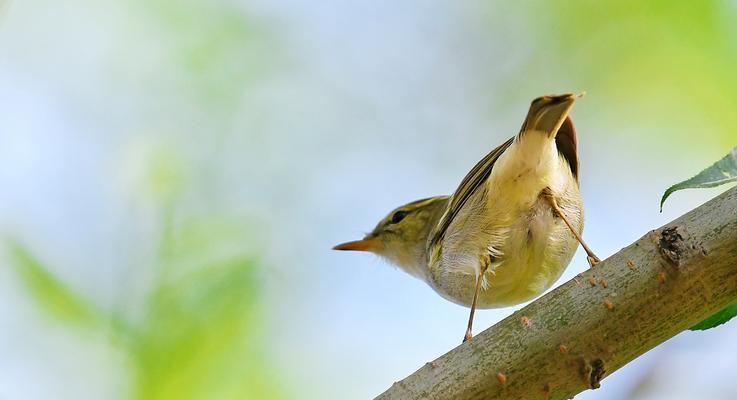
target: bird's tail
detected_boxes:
[518,93,580,139]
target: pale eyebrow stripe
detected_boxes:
[403,196,448,211]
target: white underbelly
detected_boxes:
[475,197,579,307]
[428,194,581,309]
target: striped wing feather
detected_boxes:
[429,136,514,248]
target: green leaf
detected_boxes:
[690,302,737,331]
[6,240,98,327]
[660,147,737,211]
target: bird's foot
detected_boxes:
[587,255,601,268]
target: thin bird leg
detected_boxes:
[464,259,490,342]
[542,187,601,268]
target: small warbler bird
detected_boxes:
[334,93,599,342]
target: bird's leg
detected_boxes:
[464,256,491,343]
[542,187,601,268]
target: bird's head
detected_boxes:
[333,196,448,279]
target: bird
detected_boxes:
[333,93,599,342]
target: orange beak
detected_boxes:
[332,239,377,251]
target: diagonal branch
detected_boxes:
[376,186,737,400]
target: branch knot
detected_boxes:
[658,226,687,266]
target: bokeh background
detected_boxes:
[1,1,737,399]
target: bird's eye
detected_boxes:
[390,210,408,224]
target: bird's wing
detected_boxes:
[429,136,514,249]
[555,116,579,182]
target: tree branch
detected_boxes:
[376,186,737,400]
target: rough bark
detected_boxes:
[376,186,737,400]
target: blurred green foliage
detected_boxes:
[4,0,286,395]
[500,1,737,148]
[7,142,283,399]
[8,241,100,327]
[8,224,282,400]
[129,255,274,399]
[137,0,275,112]
[144,148,187,207]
